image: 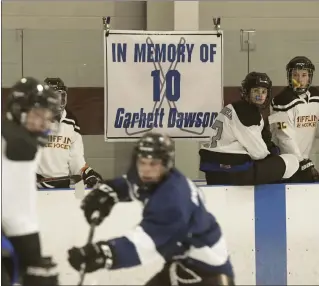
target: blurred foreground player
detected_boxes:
[67,132,235,286]
[199,72,299,185]
[36,77,102,188]
[271,56,319,182]
[2,77,59,285]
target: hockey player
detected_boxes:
[199,72,299,185]
[2,77,59,285]
[67,132,235,286]
[271,56,319,183]
[36,77,102,188]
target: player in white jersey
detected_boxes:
[199,72,299,185]
[271,56,319,183]
[67,132,235,285]
[36,77,102,188]
[2,77,59,285]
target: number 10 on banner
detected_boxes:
[151,70,181,102]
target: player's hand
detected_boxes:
[82,167,102,188]
[67,241,113,273]
[81,181,119,225]
[299,159,319,182]
[23,256,59,286]
[268,142,280,155]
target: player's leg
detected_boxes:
[253,154,299,184]
[283,158,319,183]
[170,261,235,286]
[144,264,171,286]
[2,257,13,286]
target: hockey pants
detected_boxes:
[145,261,235,286]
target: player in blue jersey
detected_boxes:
[67,132,235,285]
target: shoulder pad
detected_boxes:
[62,109,81,134]
[2,120,38,161]
[231,100,262,127]
[271,87,303,111]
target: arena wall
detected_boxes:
[2,1,319,179]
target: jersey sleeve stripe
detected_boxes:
[271,98,304,112]
[188,235,229,267]
[309,97,319,103]
[125,225,164,264]
[61,120,81,133]
[108,225,164,269]
[62,117,76,124]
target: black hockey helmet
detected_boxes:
[286,56,315,94]
[44,77,68,115]
[44,77,67,92]
[5,77,60,143]
[135,132,175,169]
[127,132,175,191]
[241,72,272,108]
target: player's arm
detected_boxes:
[101,204,188,269]
[261,118,280,155]
[69,125,102,187]
[270,107,302,160]
[2,136,58,285]
[231,117,270,160]
[68,191,190,272]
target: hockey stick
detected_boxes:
[38,175,86,199]
[38,175,82,183]
[77,211,100,286]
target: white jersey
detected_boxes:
[37,109,86,178]
[201,101,270,160]
[2,120,40,236]
[271,87,319,161]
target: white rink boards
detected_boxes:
[37,183,319,285]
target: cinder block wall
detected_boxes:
[2,1,319,178]
[2,1,146,178]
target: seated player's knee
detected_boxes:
[279,154,299,179]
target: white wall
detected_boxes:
[199,1,319,87]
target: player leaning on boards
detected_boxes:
[36,77,102,188]
[271,56,319,183]
[67,132,235,286]
[199,72,299,185]
[2,77,59,286]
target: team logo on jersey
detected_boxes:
[45,135,71,150]
[296,115,318,128]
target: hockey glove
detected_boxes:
[67,241,113,273]
[81,181,119,225]
[82,167,102,188]
[23,256,59,286]
[299,159,319,182]
[268,142,280,155]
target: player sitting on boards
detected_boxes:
[36,77,102,188]
[2,77,59,286]
[67,132,235,286]
[199,71,299,186]
[271,56,319,183]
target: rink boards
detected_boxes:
[38,183,319,285]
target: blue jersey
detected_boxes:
[107,169,234,277]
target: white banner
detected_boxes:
[104,30,223,142]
